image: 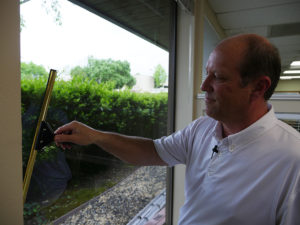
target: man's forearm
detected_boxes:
[92,130,166,166]
[54,121,166,166]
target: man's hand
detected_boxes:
[54,121,96,149]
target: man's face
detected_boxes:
[201,44,254,123]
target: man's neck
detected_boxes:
[221,102,269,138]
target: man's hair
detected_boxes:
[239,35,281,100]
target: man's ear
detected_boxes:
[250,76,271,101]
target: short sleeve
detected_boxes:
[153,119,202,167]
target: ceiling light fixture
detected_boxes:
[283,70,300,74]
[280,76,300,80]
[290,61,300,66]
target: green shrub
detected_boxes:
[21,77,168,167]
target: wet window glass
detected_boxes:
[21,0,171,224]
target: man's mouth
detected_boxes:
[205,95,215,103]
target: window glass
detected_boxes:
[276,113,300,132]
[21,0,171,224]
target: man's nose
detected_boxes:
[201,76,212,92]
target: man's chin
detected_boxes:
[204,108,218,120]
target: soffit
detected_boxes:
[69,0,171,51]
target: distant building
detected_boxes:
[132,75,154,92]
[132,74,168,93]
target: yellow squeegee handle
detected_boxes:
[23,69,57,204]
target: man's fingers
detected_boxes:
[54,134,76,150]
[55,125,72,135]
[54,133,74,143]
[54,121,78,134]
[56,142,72,150]
[54,121,93,147]
[61,143,72,150]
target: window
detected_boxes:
[276,113,300,132]
[21,0,174,224]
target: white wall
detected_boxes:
[172,6,195,224]
[0,0,23,224]
[275,79,300,92]
[269,94,300,113]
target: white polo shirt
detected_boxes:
[154,107,300,225]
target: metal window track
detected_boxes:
[127,188,166,225]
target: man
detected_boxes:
[55,34,300,224]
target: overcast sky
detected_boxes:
[20,0,169,78]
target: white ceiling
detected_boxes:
[208,0,300,75]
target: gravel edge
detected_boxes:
[52,166,166,225]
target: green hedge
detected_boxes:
[21,77,168,166]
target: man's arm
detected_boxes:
[54,121,167,166]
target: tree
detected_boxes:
[21,62,48,79]
[20,0,62,31]
[153,64,167,88]
[70,57,136,89]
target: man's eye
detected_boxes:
[215,76,225,81]
[213,73,222,79]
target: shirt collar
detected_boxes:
[212,105,277,152]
